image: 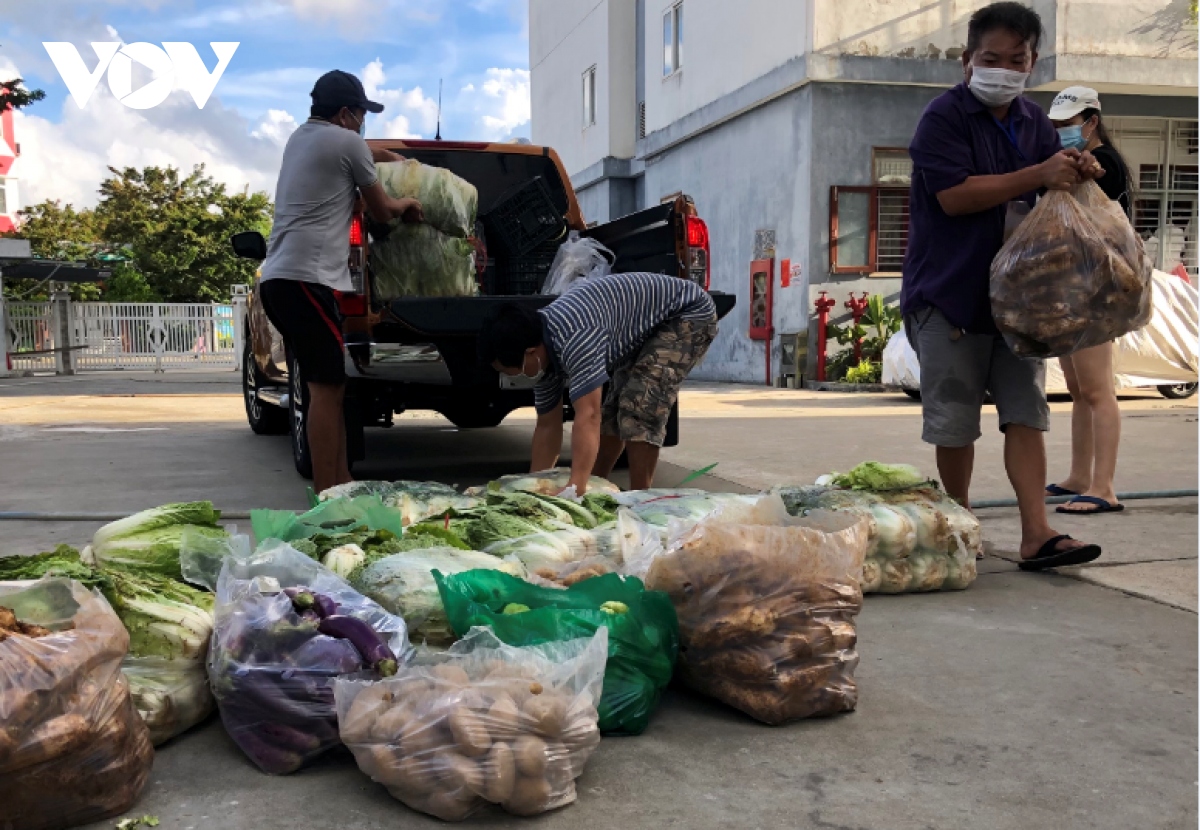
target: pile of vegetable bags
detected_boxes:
[464,469,621,498]
[317,479,482,526]
[0,578,154,830]
[334,627,608,821]
[199,539,412,774]
[436,569,678,735]
[776,462,980,594]
[629,499,871,725]
[373,160,479,299]
[251,494,410,577]
[1,501,227,746]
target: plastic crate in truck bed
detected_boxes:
[485,176,567,257]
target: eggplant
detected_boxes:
[312,593,339,619]
[257,721,323,754]
[229,727,306,775]
[283,587,316,613]
[317,615,398,676]
[287,636,361,673]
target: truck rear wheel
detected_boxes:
[243,341,288,435]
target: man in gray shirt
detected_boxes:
[259,70,422,492]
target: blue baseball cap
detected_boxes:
[311,70,384,113]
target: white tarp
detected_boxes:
[883,270,1199,393]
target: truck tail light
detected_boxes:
[336,291,366,317]
[686,215,710,290]
[347,211,365,297]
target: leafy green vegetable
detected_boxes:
[502,603,531,615]
[101,566,214,660]
[581,493,619,525]
[92,502,220,548]
[376,159,478,238]
[321,543,366,579]
[600,601,629,615]
[91,524,229,580]
[830,462,930,492]
[371,223,476,300]
[0,545,107,587]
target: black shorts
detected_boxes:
[259,279,346,385]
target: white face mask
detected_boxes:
[968,66,1029,108]
[523,353,545,383]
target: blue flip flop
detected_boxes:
[1046,484,1078,497]
[1056,496,1125,515]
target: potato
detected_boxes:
[503,775,553,816]
[393,752,440,792]
[484,694,521,741]
[512,734,547,777]
[8,714,89,770]
[430,664,471,686]
[448,708,492,757]
[442,752,485,795]
[370,703,411,743]
[342,685,392,743]
[424,789,479,822]
[560,713,600,757]
[399,716,449,757]
[358,743,400,781]
[522,694,567,738]
[482,741,517,803]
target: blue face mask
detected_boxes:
[1057,124,1089,152]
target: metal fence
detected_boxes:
[4,301,239,373]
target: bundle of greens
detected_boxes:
[371,224,477,300]
[86,501,228,581]
[376,159,478,239]
[466,470,621,498]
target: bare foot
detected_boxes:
[1057,491,1121,513]
[1019,531,1087,560]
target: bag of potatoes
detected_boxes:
[334,626,608,821]
[0,578,154,830]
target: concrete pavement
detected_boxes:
[0,370,1195,830]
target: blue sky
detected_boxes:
[0,0,531,207]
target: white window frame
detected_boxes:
[582,66,596,129]
[663,2,683,78]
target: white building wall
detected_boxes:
[642,0,812,135]
[530,0,614,176]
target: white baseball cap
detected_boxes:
[1049,86,1101,120]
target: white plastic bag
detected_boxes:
[541,232,613,296]
[334,626,608,821]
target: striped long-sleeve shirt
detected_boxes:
[534,272,716,414]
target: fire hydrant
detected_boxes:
[845,292,870,363]
[814,291,838,381]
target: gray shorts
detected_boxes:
[906,307,1049,447]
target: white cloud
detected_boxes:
[359,58,438,139]
[251,109,298,145]
[10,79,285,210]
[465,67,530,141]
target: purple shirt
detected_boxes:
[900,83,1062,333]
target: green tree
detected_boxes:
[1,200,106,300]
[0,79,45,112]
[94,164,272,302]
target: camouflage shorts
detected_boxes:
[601,315,718,446]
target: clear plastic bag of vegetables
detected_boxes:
[371,223,478,300]
[614,490,788,538]
[123,655,214,746]
[334,626,608,821]
[351,547,526,647]
[250,495,405,547]
[0,578,154,830]
[318,480,483,526]
[207,540,413,774]
[645,511,870,725]
[377,159,478,239]
[465,469,621,498]
[436,569,678,735]
[990,180,1152,358]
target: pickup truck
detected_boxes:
[231,138,735,479]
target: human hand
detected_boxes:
[371,147,405,163]
[396,198,424,223]
[1038,151,1082,192]
[1076,150,1105,181]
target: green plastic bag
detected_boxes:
[250,495,405,545]
[435,569,678,735]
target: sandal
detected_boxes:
[1056,496,1125,515]
[1045,484,1078,497]
[1018,534,1102,571]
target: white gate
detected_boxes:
[5,302,56,373]
[3,301,237,374]
[73,303,238,370]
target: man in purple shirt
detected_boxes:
[901,2,1105,571]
